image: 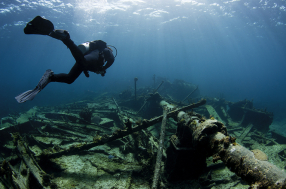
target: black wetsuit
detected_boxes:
[50,38,114,84]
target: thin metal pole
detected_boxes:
[182,85,198,103]
[152,108,167,189]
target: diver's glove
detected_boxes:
[95,67,106,77]
[95,70,106,76]
[100,70,106,77]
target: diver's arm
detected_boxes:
[102,48,115,70]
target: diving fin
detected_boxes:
[15,69,53,103]
[24,16,54,35]
[15,89,41,103]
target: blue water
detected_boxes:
[1,0,286,125]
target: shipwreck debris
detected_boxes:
[152,108,168,189]
[227,99,273,132]
[137,81,164,115]
[79,107,92,123]
[0,133,57,189]
[167,111,286,188]
[0,82,283,188]
[39,99,207,159]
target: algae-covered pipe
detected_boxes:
[177,112,286,188]
[214,133,286,188]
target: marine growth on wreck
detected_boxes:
[1,79,284,189]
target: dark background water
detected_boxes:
[1,0,286,124]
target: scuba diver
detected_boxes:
[15,16,116,103]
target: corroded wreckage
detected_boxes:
[0,79,283,188]
[167,110,286,188]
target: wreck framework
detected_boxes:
[0,86,283,188]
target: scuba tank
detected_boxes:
[78,40,107,55]
[78,42,90,54]
[78,40,117,57]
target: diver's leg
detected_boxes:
[24,16,85,64]
[49,30,85,64]
[62,38,86,64]
[50,63,83,84]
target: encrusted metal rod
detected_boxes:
[152,108,167,189]
[40,99,206,159]
[237,123,253,143]
[182,85,198,102]
[136,100,148,114]
[153,80,164,93]
[112,97,121,112]
[16,137,51,188]
[112,97,126,128]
